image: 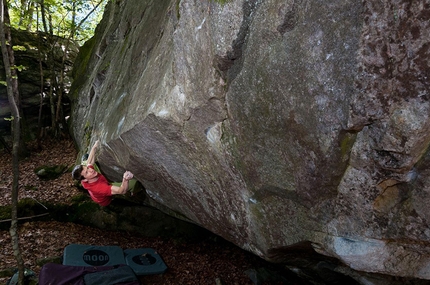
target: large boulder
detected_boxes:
[69,0,430,280]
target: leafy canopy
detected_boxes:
[8,0,107,45]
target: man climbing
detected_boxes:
[72,140,136,206]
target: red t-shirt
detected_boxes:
[81,173,112,206]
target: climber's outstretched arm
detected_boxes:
[86,140,99,166]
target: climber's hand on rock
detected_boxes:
[123,171,133,180]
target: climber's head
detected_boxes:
[72,164,84,181]
[72,164,98,182]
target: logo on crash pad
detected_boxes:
[83,249,110,266]
[132,253,156,266]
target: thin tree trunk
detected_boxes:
[25,1,34,31]
[0,0,25,284]
[5,1,28,158]
[39,0,48,34]
[39,0,57,135]
[36,5,44,147]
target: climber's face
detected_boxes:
[81,165,98,181]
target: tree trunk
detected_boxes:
[0,1,25,284]
[36,5,44,147]
[39,0,59,136]
[4,1,28,158]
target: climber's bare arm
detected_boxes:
[111,171,134,195]
[86,140,100,166]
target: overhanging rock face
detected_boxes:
[69,0,430,279]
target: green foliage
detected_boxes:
[12,45,26,51]
[12,65,27,71]
[8,0,108,45]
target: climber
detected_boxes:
[71,140,136,206]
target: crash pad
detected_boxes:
[124,248,167,275]
[63,244,126,267]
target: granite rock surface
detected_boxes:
[69,0,430,279]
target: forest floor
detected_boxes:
[0,138,301,285]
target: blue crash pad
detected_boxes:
[124,248,167,275]
[63,244,126,267]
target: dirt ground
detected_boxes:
[0,139,299,284]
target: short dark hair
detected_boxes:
[72,165,84,180]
